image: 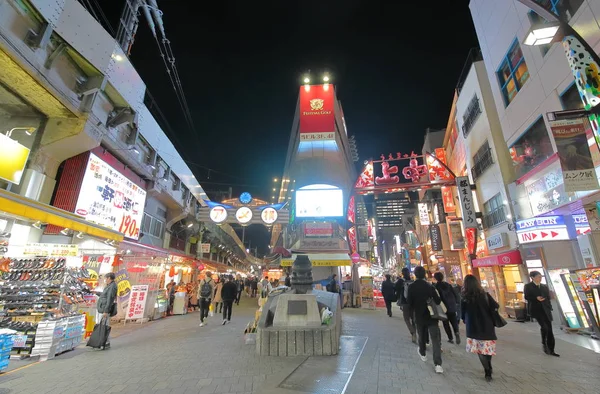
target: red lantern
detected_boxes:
[169,265,175,277]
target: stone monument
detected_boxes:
[255,254,342,356]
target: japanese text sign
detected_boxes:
[75,153,146,239]
[126,285,149,320]
[418,203,430,226]
[456,177,477,228]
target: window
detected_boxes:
[462,95,482,137]
[497,40,530,106]
[547,0,583,21]
[509,117,554,179]
[560,83,584,110]
[141,213,165,239]
[528,12,552,57]
[483,194,507,228]
[471,141,494,180]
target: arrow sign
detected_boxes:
[541,232,548,238]
[551,231,559,238]
[532,233,537,239]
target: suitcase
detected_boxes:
[86,318,111,349]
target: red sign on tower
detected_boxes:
[299,84,336,141]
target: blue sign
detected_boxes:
[239,192,252,205]
[572,214,589,227]
[516,215,565,231]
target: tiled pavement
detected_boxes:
[0,296,599,394]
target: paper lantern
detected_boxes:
[169,265,175,277]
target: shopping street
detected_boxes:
[0,297,598,394]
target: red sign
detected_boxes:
[517,227,570,244]
[299,84,335,139]
[472,249,523,268]
[347,195,356,224]
[441,186,456,213]
[347,227,357,253]
[465,227,477,255]
[304,222,333,237]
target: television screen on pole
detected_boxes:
[295,184,343,218]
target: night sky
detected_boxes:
[96,0,478,255]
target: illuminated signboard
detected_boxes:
[261,207,278,225]
[209,206,228,224]
[75,153,146,239]
[235,207,253,224]
[0,133,30,185]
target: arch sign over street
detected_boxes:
[197,192,289,227]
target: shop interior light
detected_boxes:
[524,22,561,46]
[31,221,42,230]
[60,228,70,235]
[76,231,85,239]
[5,127,36,138]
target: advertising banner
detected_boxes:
[472,249,523,268]
[429,224,442,251]
[299,84,335,141]
[0,133,30,185]
[126,285,149,320]
[347,195,356,224]
[200,243,211,254]
[360,276,375,309]
[304,222,333,237]
[448,219,465,250]
[418,203,430,225]
[75,153,147,239]
[23,243,78,257]
[441,186,456,213]
[347,227,357,253]
[550,118,598,192]
[456,177,477,228]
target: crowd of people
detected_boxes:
[381,268,559,381]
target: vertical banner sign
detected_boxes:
[347,195,356,224]
[347,227,357,253]
[448,220,465,250]
[418,203,430,225]
[456,176,477,228]
[299,84,335,141]
[441,186,456,213]
[126,285,149,320]
[550,118,599,192]
[429,224,442,251]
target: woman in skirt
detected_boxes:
[461,274,498,382]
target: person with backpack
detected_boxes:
[198,272,215,327]
[434,271,461,345]
[396,267,416,343]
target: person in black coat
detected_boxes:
[407,266,444,373]
[381,274,396,317]
[524,271,559,357]
[461,274,498,381]
[434,272,460,345]
[396,268,416,342]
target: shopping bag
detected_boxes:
[209,303,214,317]
[427,289,448,321]
[86,319,111,348]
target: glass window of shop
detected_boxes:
[497,40,530,106]
[0,82,45,191]
[509,117,554,179]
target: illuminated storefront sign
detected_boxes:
[0,133,30,185]
[456,176,477,228]
[418,203,430,225]
[75,153,146,239]
[472,249,522,268]
[516,215,574,244]
[299,84,336,141]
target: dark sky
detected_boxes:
[96,1,478,255]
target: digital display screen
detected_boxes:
[296,186,343,218]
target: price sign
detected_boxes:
[126,285,149,320]
[12,334,27,348]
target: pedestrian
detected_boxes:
[434,272,461,345]
[260,276,272,298]
[251,278,258,298]
[407,266,444,374]
[284,271,291,287]
[381,274,396,317]
[327,274,339,293]
[213,277,224,314]
[396,267,417,343]
[235,275,244,305]
[524,271,559,357]
[167,280,176,316]
[450,277,462,325]
[221,275,237,324]
[96,272,117,349]
[461,274,498,382]
[198,272,215,327]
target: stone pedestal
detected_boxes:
[272,294,321,329]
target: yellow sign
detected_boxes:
[281,259,351,267]
[23,243,78,257]
[0,133,30,184]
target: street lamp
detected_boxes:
[323,75,330,82]
[303,77,310,84]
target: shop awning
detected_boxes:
[281,253,352,267]
[472,249,523,268]
[0,189,123,242]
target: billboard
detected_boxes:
[296,184,343,218]
[299,84,335,141]
[0,133,30,185]
[75,153,147,239]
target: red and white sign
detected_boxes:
[472,249,523,268]
[299,84,335,141]
[126,284,148,320]
[304,222,333,237]
[517,227,570,244]
[75,153,147,239]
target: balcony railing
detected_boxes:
[462,95,482,137]
[471,148,494,180]
[483,206,507,229]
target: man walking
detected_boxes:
[396,268,417,343]
[524,271,559,357]
[198,272,215,327]
[221,275,237,325]
[381,274,396,317]
[235,275,244,305]
[96,272,117,349]
[407,266,444,374]
[434,272,460,345]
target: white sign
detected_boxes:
[235,207,253,224]
[517,228,570,244]
[200,243,211,254]
[75,153,146,239]
[126,285,148,320]
[261,208,278,225]
[418,203,430,225]
[12,334,27,348]
[456,176,477,228]
[304,222,333,237]
[486,233,508,250]
[23,243,78,257]
[209,206,228,223]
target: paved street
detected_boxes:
[0,296,599,394]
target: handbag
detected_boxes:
[109,302,118,317]
[486,293,507,328]
[427,288,448,321]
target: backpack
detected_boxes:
[403,280,413,301]
[200,279,213,298]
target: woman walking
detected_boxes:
[461,274,498,382]
[213,277,224,314]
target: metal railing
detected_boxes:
[483,206,507,228]
[471,147,494,180]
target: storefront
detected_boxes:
[472,249,525,319]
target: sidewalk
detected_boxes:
[0,298,598,393]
